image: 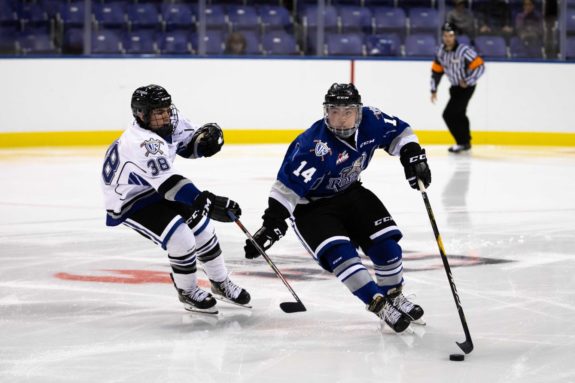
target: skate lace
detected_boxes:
[382,301,403,325]
[391,292,415,313]
[187,286,210,303]
[220,278,242,299]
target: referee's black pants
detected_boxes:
[443,85,476,145]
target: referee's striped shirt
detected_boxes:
[430,42,485,92]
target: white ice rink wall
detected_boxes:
[1,58,574,146]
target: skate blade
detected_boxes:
[183,304,219,315]
[213,295,253,309]
[411,318,426,326]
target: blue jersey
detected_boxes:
[270,106,417,213]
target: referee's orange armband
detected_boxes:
[431,61,444,73]
[468,56,484,70]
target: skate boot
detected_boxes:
[210,276,251,307]
[367,294,411,333]
[448,144,471,153]
[170,274,217,314]
[387,287,424,321]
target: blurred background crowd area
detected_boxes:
[1,0,574,60]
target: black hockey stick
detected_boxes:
[227,211,307,314]
[417,179,474,354]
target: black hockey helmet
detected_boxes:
[323,83,362,106]
[441,22,457,34]
[323,83,363,138]
[131,84,178,136]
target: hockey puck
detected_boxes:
[449,353,465,361]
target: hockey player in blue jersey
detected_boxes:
[244,83,432,332]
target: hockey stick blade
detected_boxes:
[279,301,306,313]
[227,211,307,314]
[456,339,474,354]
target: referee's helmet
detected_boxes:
[441,22,457,34]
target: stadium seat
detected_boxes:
[18,3,50,28]
[457,34,471,46]
[339,6,373,33]
[228,5,259,31]
[93,2,125,29]
[262,30,298,55]
[124,30,157,54]
[159,31,191,54]
[58,2,85,28]
[408,7,439,34]
[566,37,575,60]
[17,32,58,54]
[301,5,338,32]
[91,29,123,54]
[259,5,291,32]
[405,33,437,57]
[326,33,364,56]
[0,25,18,53]
[567,9,575,34]
[191,30,225,54]
[127,3,160,30]
[162,3,194,32]
[203,5,227,31]
[373,7,406,38]
[475,35,507,58]
[509,36,543,58]
[366,33,401,56]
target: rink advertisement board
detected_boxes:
[1,57,574,147]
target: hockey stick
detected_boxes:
[417,179,474,354]
[227,211,307,314]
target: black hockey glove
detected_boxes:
[399,142,431,190]
[190,123,224,158]
[193,191,241,223]
[244,198,290,259]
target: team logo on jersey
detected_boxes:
[368,106,383,120]
[327,152,367,192]
[311,140,332,160]
[336,150,349,165]
[140,138,164,157]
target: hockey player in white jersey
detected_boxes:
[101,84,250,314]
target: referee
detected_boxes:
[431,22,485,153]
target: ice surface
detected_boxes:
[1,145,574,383]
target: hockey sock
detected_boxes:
[323,242,380,304]
[171,260,197,292]
[196,233,227,282]
[367,238,404,295]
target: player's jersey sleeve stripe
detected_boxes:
[158,175,201,204]
[386,127,419,156]
[269,180,301,216]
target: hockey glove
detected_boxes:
[193,191,241,223]
[399,142,431,190]
[244,198,290,259]
[244,220,288,259]
[190,123,224,158]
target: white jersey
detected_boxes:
[101,115,201,226]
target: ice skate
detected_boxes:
[170,274,218,314]
[448,144,471,153]
[387,287,424,322]
[210,276,252,309]
[368,294,411,333]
